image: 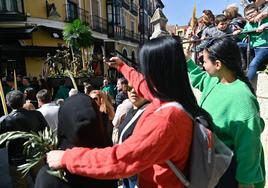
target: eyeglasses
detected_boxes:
[126,85,133,92]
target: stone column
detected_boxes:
[257,72,268,188]
[150,8,170,39]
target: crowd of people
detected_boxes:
[0,0,267,188]
[185,0,268,83]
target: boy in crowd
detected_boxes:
[249,0,268,22]
[196,14,233,53]
[234,3,268,81]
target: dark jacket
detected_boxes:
[35,94,117,188]
[115,91,128,107]
[0,109,48,165]
[195,25,234,53]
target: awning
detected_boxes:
[0,45,58,57]
[0,27,36,40]
[39,26,63,39]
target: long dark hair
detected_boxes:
[204,37,255,94]
[139,36,200,117]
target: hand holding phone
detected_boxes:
[104,56,124,69]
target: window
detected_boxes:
[67,0,78,21]
[91,0,99,16]
[130,20,135,32]
[0,0,23,13]
[121,10,126,27]
[177,31,183,37]
[131,51,135,63]
[107,4,113,23]
[123,49,128,59]
[114,4,120,25]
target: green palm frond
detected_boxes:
[0,128,67,182]
[63,19,93,49]
[18,158,41,175]
[47,169,68,182]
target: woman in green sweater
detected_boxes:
[186,37,265,188]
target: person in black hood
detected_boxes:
[35,94,117,188]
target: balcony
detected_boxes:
[89,15,107,34]
[130,2,138,16]
[122,0,130,10]
[65,4,107,34]
[0,0,26,21]
[114,26,139,43]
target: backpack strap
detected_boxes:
[118,105,147,144]
[155,102,191,187]
[155,102,183,112]
[166,160,190,187]
[155,101,193,119]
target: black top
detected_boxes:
[118,103,148,142]
[0,108,48,165]
[115,91,128,107]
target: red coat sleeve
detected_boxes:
[61,108,192,179]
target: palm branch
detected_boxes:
[0,128,68,182]
[63,19,93,49]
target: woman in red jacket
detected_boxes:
[47,36,207,188]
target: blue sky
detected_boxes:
[162,0,243,26]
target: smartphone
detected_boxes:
[104,52,116,63]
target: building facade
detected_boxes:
[166,24,188,38]
[0,0,163,79]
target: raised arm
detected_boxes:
[187,59,216,92]
[106,57,154,101]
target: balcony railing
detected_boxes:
[114,26,139,43]
[122,0,130,10]
[0,0,26,21]
[65,4,107,34]
[89,15,107,34]
[130,2,138,16]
